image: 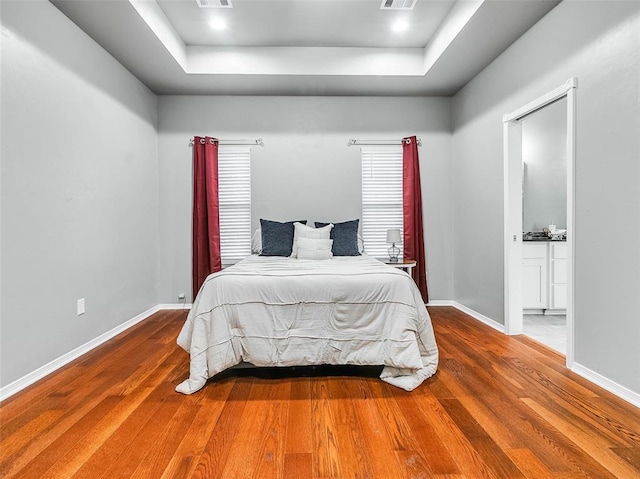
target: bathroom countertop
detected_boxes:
[523,238,566,242]
[523,232,566,242]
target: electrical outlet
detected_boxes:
[77,298,85,316]
[178,293,186,301]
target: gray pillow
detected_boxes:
[315,219,361,256]
[260,219,306,256]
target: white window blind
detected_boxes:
[218,146,251,267]
[361,146,403,261]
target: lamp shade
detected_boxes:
[386,228,401,244]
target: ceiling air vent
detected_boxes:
[380,0,417,10]
[196,0,233,8]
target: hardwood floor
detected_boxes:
[1,307,639,478]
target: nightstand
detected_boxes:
[385,260,416,275]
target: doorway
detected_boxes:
[522,98,567,353]
[503,79,577,367]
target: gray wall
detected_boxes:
[522,97,567,233]
[0,1,159,387]
[157,96,453,302]
[452,2,640,393]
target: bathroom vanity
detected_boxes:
[522,240,567,314]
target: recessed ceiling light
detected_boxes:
[391,19,409,33]
[208,17,227,30]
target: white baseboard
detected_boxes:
[158,303,192,310]
[428,300,505,333]
[426,299,455,307]
[571,363,640,408]
[0,304,166,402]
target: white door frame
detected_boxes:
[503,78,577,367]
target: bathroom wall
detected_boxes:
[522,97,567,232]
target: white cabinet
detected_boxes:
[549,243,567,310]
[522,242,567,313]
[522,244,547,309]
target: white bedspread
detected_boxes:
[176,254,438,394]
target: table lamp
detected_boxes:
[386,228,401,263]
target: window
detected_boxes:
[361,146,403,261]
[218,146,251,267]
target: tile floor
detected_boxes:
[523,314,566,355]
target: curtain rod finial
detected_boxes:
[346,138,422,147]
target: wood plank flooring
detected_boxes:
[1,307,639,478]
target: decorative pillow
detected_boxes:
[251,229,262,254]
[296,237,334,260]
[260,219,307,257]
[291,222,333,258]
[315,219,361,256]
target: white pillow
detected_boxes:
[296,237,333,260]
[297,237,333,251]
[251,229,262,254]
[291,222,333,258]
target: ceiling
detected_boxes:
[156,0,457,48]
[50,0,560,96]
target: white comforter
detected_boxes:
[176,254,438,394]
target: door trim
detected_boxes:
[503,78,577,368]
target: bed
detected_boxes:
[176,253,438,394]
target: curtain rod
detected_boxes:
[347,138,421,147]
[189,138,264,147]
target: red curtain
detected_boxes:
[403,136,429,303]
[192,136,222,297]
